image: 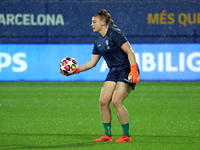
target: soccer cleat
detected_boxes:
[93,134,113,142]
[115,135,132,143]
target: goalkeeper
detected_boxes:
[61,9,140,143]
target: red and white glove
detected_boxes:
[128,65,140,83]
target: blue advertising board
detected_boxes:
[0,44,199,81]
[0,2,200,43]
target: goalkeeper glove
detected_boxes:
[73,67,80,74]
[60,67,80,76]
[128,64,140,83]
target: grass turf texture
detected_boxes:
[0,81,199,150]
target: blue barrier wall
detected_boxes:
[0,1,200,43]
[0,44,199,81]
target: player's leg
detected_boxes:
[99,81,116,123]
[93,81,116,142]
[112,82,131,124]
[112,81,132,142]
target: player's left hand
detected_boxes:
[128,64,140,83]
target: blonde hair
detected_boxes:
[94,9,117,28]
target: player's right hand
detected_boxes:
[60,70,70,76]
[73,67,80,74]
[60,67,80,76]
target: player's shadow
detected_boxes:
[1,143,97,149]
[0,133,114,150]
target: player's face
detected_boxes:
[91,17,102,33]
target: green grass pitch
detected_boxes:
[0,81,200,150]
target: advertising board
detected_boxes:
[0,44,199,81]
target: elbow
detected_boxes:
[89,61,98,69]
[90,63,97,69]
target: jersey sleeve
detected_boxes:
[111,29,128,47]
[92,42,100,55]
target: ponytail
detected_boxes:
[109,19,117,28]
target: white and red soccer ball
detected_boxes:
[60,57,78,76]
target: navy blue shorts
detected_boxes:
[105,65,140,90]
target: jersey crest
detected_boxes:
[105,40,110,50]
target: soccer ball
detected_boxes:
[60,57,78,76]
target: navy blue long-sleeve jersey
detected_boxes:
[92,27,130,73]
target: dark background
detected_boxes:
[0,0,200,44]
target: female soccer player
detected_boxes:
[61,9,140,143]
